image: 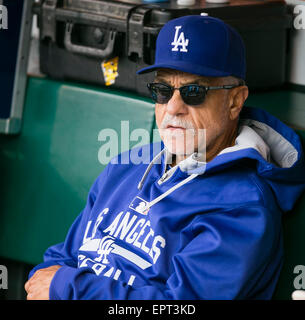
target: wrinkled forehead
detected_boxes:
[154,68,211,85]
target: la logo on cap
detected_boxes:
[171,26,189,52]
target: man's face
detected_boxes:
[154,69,235,159]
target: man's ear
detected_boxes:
[229,86,249,121]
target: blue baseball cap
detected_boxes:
[137,15,246,80]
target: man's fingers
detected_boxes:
[24,279,31,293]
[24,270,40,293]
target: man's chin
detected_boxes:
[163,142,197,157]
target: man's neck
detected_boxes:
[171,154,185,168]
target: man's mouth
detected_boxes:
[165,125,186,131]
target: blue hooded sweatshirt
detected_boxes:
[29,106,305,300]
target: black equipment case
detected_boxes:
[33,0,292,96]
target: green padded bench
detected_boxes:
[0,77,156,265]
[0,77,304,300]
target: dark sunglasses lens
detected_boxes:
[148,84,172,104]
[180,85,206,105]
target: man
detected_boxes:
[25,15,305,300]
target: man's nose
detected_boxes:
[165,89,188,116]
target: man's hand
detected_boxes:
[24,265,62,300]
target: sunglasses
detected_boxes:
[147,82,242,106]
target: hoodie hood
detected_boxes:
[238,106,305,212]
[138,106,305,213]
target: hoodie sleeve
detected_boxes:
[28,166,109,280]
[48,204,282,300]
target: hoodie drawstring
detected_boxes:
[137,148,166,190]
[137,148,199,210]
[146,173,199,210]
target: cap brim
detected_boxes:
[137,60,233,78]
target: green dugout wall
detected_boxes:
[0,76,304,299]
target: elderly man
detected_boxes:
[25,15,305,300]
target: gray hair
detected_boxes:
[222,76,246,87]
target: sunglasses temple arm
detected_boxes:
[207,85,241,90]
